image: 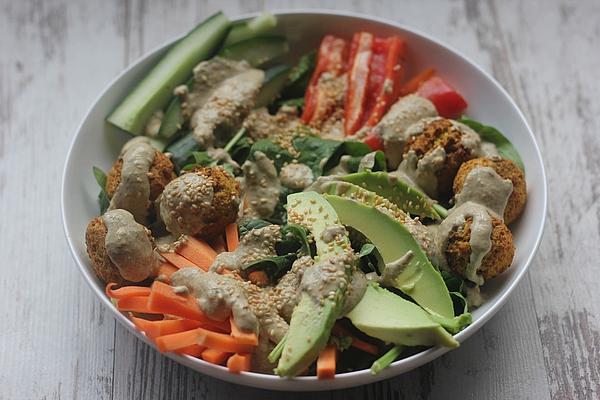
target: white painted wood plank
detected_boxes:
[1,0,599,399]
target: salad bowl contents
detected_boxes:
[62,10,546,391]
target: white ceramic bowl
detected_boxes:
[61,10,547,391]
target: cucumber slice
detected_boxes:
[164,131,201,170]
[255,64,291,108]
[223,13,277,46]
[219,36,289,68]
[157,97,184,139]
[107,12,230,136]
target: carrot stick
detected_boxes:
[175,237,217,270]
[227,353,252,373]
[229,317,259,346]
[106,282,151,299]
[332,324,378,355]
[155,263,179,282]
[317,344,337,379]
[131,317,203,339]
[155,327,255,354]
[160,251,201,270]
[400,67,436,96]
[247,270,269,286]
[147,281,207,321]
[210,235,227,254]
[201,348,231,365]
[225,223,239,251]
[117,296,157,314]
[176,344,206,357]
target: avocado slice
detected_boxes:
[274,192,354,377]
[324,195,455,319]
[339,171,442,219]
[347,282,458,348]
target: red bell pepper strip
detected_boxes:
[364,36,406,127]
[302,35,348,124]
[416,75,468,119]
[344,32,374,135]
[400,67,436,96]
[362,133,385,151]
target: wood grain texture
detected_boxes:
[0,0,597,399]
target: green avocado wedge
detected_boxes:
[340,171,442,220]
[273,192,353,377]
[347,282,458,348]
[324,195,455,319]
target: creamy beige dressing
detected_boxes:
[367,95,438,168]
[191,68,264,148]
[279,163,314,190]
[272,256,313,321]
[435,201,493,285]
[325,155,354,175]
[378,250,414,287]
[320,224,347,244]
[108,138,156,223]
[144,110,164,137]
[207,148,240,171]
[454,166,513,219]
[159,172,214,236]
[155,234,187,253]
[399,147,446,198]
[178,57,252,119]
[210,224,280,272]
[241,151,281,219]
[251,335,277,374]
[102,209,157,282]
[357,151,379,172]
[171,267,259,333]
[341,268,367,315]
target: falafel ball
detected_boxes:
[106,149,176,201]
[445,216,515,282]
[159,166,240,238]
[86,217,125,284]
[453,157,526,224]
[403,118,477,199]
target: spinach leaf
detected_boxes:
[250,139,294,171]
[238,219,271,236]
[282,50,316,99]
[230,136,253,165]
[293,136,370,177]
[458,117,525,171]
[357,243,376,258]
[92,166,110,214]
[440,270,465,293]
[331,335,353,352]
[279,223,311,256]
[241,254,297,282]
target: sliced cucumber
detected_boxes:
[255,64,291,108]
[219,36,289,68]
[107,12,230,136]
[223,13,277,46]
[157,97,184,139]
[164,131,201,170]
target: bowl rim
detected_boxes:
[61,8,548,391]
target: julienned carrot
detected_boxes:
[176,344,206,357]
[106,282,151,299]
[400,67,436,96]
[317,345,337,379]
[229,317,259,346]
[156,263,179,282]
[225,223,239,251]
[131,317,203,339]
[247,270,269,286]
[147,281,207,321]
[210,235,227,254]
[227,353,252,373]
[117,296,157,314]
[201,348,230,365]
[176,237,217,270]
[160,251,201,270]
[332,324,378,355]
[155,327,255,353]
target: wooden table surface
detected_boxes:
[1,0,598,399]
